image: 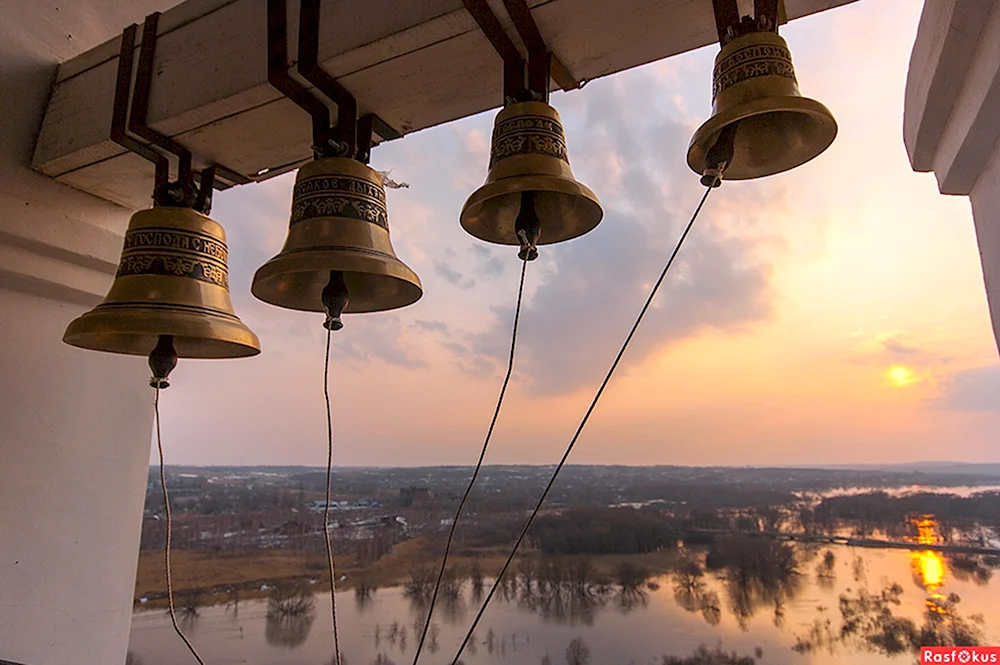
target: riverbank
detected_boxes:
[133,536,685,609]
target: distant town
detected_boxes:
[141,462,1000,565]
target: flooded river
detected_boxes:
[128,531,999,665]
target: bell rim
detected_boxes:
[251,249,423,314]
[459,175,604,246]
[62,306,261,359]
[687,94,838,180]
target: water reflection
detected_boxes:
[128,544,997,665]
[355,582,377,612]
[265,584,317,648]
[909,516,949,613]
[793,517,993,658]
[265,612,315,648]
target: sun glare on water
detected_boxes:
[911,517,949,613]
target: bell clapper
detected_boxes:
[148,334,178,389]
[322,271,350,331]
[700,120,740,188]
[514,191,541,262]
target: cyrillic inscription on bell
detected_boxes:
[687,30,837,180]
[63,206,261,359]
[460,100,603,247]
[251,157,423,314]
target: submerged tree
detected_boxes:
[816,550,836,579]
[565,637,591,665]
[661,644,756,665]
[673,555,706,594]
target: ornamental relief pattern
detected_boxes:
[116,254,229,288]
[713,44,797,98]
[122,228,228,263]
[294,175,386,204]
[290,194,389,231]
[489,115,569,166]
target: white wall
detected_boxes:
[0,1,183,663]
[904,0,1000,353]
[971,148,1000,356]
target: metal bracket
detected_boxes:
[299,0,357,159]
[111,23,170,204]
[463,0,579,104]
[711,0,781,46]
[266,0,400,164]
[462,0,526,102]
[503,0,550,102]
[130,12,248,211]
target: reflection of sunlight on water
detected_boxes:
[910,516,949,614]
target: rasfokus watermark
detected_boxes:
[922,647,1000,663]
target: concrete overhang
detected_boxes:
[903,0,1000,195]
[32,0,858,210]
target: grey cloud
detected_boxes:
[468,208,771,393]
[413,319,450,336]
[850,331,954,367]
[334,314,429,369]
[882,335,921,358]
[932,365,1000,412]
[443,341,470,356]
[434,260,475,290]
[471,244,506,279]
[460,70,776,395]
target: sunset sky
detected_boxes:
[155,0,1000,467]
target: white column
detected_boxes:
[903,0,1000,353]
[0,3,160,663]
[971,149,1000,352]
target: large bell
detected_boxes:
[687,30,837,180]
[460,100,603,247]
[63,207,261,358]
[251,157,423,314]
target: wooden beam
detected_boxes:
[32,0,859,209]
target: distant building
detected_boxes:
[399,486,433,506]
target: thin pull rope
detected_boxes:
[411,257,529,665]
[323,327,343,665]
[448,181,717,665]
[155,387,207,665]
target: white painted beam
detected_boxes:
[32,0,858,210]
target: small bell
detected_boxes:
[63,207,261,359]
[251,157,423,314]
[687,29,837,180]
[460,101,603,248]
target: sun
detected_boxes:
[886,365,917,387]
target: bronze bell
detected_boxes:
[63,206,261,359]
[687,30,837,180]
[251,157,423,318]
[460,101,603,250]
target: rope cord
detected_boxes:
[448,180,718,665]
[155,387,207,665]
[411,257,529,665]
[323,327,343,665]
